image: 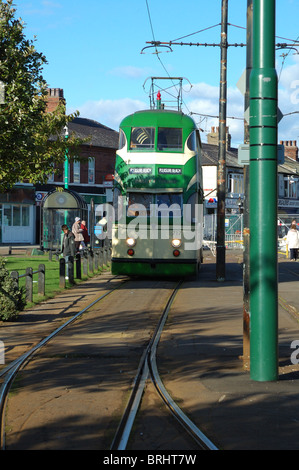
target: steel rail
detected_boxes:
[147,281,218,450]
[0,279,126,450]
[149,332,219,450]
[110,281,182,450]
[110,280,218,451]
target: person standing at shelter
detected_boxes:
[286,221,299,261]
[61,225,76,279]
[81,220,90,248]
[72,217,84,252]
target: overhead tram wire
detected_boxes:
[277,33,299,82]
[144,0,192,115]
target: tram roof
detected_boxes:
[119,109,197,129]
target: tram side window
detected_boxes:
[130,127,155,150]
[127,193,153,216]
[158,128,182,151]
[187,131,197,151]
[118,129,126,150]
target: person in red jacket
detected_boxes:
[80,220,90,248]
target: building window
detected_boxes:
[3,205,30,227]
[73,160,80,183]
[88,158,95,184]
[47,164,54,183]
[4,206,12,226]
[22,206,30,226]
[284,176,298,198]
[227,173,244,195]
[13,206,21,226]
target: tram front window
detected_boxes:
[127,193,152,216]
[156,194,182,217]
[130,127,155,150]
[158,128,182,151]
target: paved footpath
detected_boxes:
[159,249,299,450]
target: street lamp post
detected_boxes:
[64,125,69,190]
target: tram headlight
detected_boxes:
[126,237,136,247]
[171,238,181,248]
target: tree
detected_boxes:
[0,0,83,192]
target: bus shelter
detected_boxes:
[42,189,88,250]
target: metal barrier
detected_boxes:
[10,264,45,303]
[203,214,244,255]
[59,247,111,288]
[9,247,112,303]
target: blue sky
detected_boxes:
[13,0,299,146]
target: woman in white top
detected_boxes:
[286,222,299,261]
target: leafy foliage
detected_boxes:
[0,0,84,191]
[0,256,26,321]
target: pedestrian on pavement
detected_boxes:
[72,216,84,252]
[286,221,299,261]
[80,220,90,248]
[61,224,76,279]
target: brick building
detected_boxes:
[0,88,119,245]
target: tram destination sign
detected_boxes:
[129,168,152,174]
[158,168,182,174]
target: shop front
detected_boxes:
[0,186,36,244]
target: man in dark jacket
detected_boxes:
[61,225,76,279]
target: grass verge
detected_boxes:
[4,255,109,309]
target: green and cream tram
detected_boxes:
[111,96,204,277]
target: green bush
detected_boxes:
[0,257,26,321]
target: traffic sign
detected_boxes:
[237,70,283,123]
[238,143,285,165]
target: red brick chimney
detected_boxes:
[280,140,298,162]
[207,126,231,150]
[46,88,65,113]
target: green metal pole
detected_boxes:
[64,125,69,190]
[249,0,278,381]
[64,125,69,227]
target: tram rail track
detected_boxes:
[0,276,218,451]
[110,280,218,451]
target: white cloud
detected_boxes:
[69,98,147,130]
[186,82,245,145]
[278,55,299,141]
[71,62,299,145]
